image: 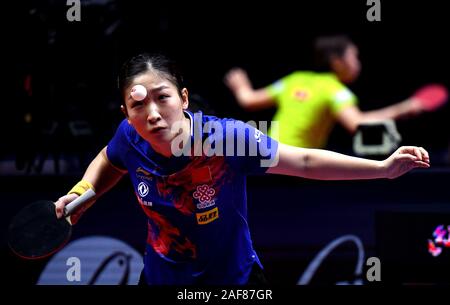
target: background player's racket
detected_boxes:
[412,84,448,111]
[7,189,96,260]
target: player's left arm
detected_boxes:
[266,143,429,180]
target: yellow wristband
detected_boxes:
[68,180,95,196]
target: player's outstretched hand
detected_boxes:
[224,68,251,92]
[383,146,430,179]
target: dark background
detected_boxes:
[1,0,450,285]
[3,0,450,159]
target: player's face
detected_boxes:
[340,44,361,83]
[122,71,189,145]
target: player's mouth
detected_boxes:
[150,126,166,133]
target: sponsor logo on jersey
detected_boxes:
[138,181,150,197]
[293,89,309,101]
[196,207,219,225]
[136,167,153,181]
[136,193,153,207]
[193,184,216,209]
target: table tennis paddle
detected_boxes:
[7,189,96,260]
[412,83,448,111]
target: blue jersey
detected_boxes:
[106,111,278,284]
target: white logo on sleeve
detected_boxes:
[138,182,149,197]
[272,80,284,94]
[335,88,353,104]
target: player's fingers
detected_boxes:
[413,160,430,168]
[395,153,417,162]
[419,147,430,162]
[54,199,67,218]
[224,69,239,84]
[54,194,78,219]
[396,146,414,155]
[414,147,423,160]
[399,146,420,159]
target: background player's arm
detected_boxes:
[266,143,429,180]
[224,68,276,110]
[336,99,422,133]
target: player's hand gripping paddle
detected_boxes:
[412,83,448,111]
[7,189,96,259]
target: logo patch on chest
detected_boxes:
[193,184,216,209]
[196,207,219,225]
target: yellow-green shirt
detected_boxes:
[266,71,357,148]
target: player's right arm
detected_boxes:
[336,101,422,134]
[79,146,127,197]
[224,68,276,111]
[54,146,126,223]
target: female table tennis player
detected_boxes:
[55,53,430,285]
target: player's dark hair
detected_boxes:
[118,53,185,104]
[313,35,354,72]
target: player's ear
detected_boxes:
[121,105,131,124]
[330,55,344,72]
[181,88,189,110]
